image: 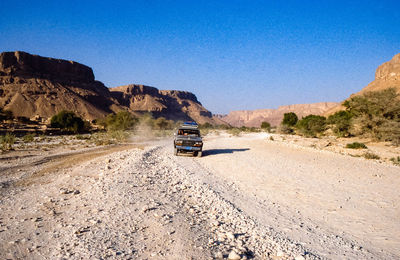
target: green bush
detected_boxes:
[22,133,36,143]
[282,112,298,126]
[0,133,15,151]
[153,117,174,130]
[327,110,353,137]
[50,110,86,133]
[104,111,138,131]
[390,156,400,166]
[295,115,326,137]
[345,142,367,149]
[261,121,271,132]
[343,88,400,145]
[363,152,380,160]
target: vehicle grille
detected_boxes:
[182,140,195,146]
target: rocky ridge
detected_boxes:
[0,51,217,123]
[220,102,339,127]
[324,53,400,115]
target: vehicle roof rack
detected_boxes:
[181,121,198,128]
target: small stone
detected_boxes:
[226,232,235,240]
[228,250,241,260]
[214,251,223,259]
[295,255,305,260]
[276,251,284,257]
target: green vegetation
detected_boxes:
[22,133,36,143]
[0,133,15,151]
[102,111,138,131]
[390,156,400,166]
[362,152,380,160]
[282,112,298,126]
[295,115,326,137]
[279,112,298,134]
[261,121,271,132]
[343,88,400,145]
[50,110,86,133]
[327,110,353,137]
[345,142,367,149]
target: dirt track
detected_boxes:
[0,133,399,259]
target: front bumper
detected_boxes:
[175,145,202,151]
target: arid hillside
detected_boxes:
[0,51,122,121]
[220,102,338,127]
[0,51,220,124]
[110,84,224,124]
[324,53,400,115]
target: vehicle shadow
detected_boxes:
[202,148,250,157]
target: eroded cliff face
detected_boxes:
[221,102,339,127]
[0,51,219,124]
[0,51,122,121]
[110,84,217,124]
[324,53,400,116]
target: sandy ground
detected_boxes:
[0,132,399,259]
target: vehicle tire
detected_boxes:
[197,151,202,157]
[174,148,178,156]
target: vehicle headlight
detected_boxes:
[194,142,203,147]
[175,140,183,145]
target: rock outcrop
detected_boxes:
[0,51,220,124]
[0,51,123,121]
[110,84,220,124]
[324,53,400,115]
[220,102,339,127]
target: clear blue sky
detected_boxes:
[1,0,399,114]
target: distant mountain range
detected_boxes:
[220,53,400,127]
[0,51,222,124]
[1,51,398,127]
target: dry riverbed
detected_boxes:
[0,132,399,259]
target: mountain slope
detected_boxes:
[324,53,400,115]
[0,51,122,121]
[220,102,339,127]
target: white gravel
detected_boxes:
[0,133,399,259]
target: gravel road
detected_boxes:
[0,133,399,259]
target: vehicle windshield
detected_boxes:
[177,129,200,137]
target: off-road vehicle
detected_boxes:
[174,122,203,157]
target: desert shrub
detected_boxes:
[390,156,400,166]
[22,133,36,143]
[228,128,241,136]
[277,124,294,134]
[362,152,380,160]
[75,134,90,140]
[327,110,353,137]
[343,88,400,145]
[295,115,326,137]
[50,110,85,133]
[345,142,367,149]
[108,130,129,142]
[282,112,298,126]
[199,122,213,129]
[261,121,271,132]
[0,133,15,151]
[104,111,138,131]
[153,117,174,130]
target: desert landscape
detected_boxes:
[1,1,400,259]
[0,131,399,259]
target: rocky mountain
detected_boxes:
[0,51,123,121]
[220,102,339,127]
[110,84,221,124]
[324,53,400,115]
[0,51,218,124]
